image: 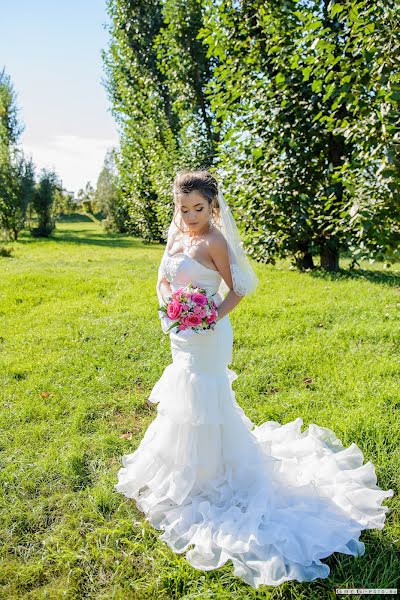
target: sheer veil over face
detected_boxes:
[163,185,259,299]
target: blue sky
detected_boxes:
[0,1,119,194]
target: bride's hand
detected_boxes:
[160,315,194,336]
[159,314,173,334]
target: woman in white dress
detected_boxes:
[114,169,393,588]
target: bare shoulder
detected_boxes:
[207,228,228,254]
[207,227,233,287]
[207,228,231,273]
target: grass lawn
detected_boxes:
[0,218,399,599]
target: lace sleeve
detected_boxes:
[230,263,248,297]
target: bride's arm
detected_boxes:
[156,247,172,307]
[215,289,244,321]
[156,243,174,307]
[156,276,172,307]
[208,235,244,320]
[156,278,174,334]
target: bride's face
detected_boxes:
[176,191,210,234]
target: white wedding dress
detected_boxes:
[114,250,394,588]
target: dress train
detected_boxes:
[115,315,393,588]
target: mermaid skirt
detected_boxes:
[114,315,393,588]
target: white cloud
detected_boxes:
[22,134,119,195]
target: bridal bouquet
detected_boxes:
[158,283,219,335]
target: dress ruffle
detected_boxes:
[114,358,393,588]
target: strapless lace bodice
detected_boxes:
[161,250,222,299]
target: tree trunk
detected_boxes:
[296,251,314,270]
[295,241,314,270]
[320,240,340,271]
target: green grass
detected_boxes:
[0,219,399,599]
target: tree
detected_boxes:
[53,189,77,215]
[0,68,32,240]
[0,67,24,158]
[77,182,95,213]
[102,0,217,241]
[94,149,116,217]
[31,169,60,237]
[0,148,35,240]
[94,148,128,231]
[103,0,399,269]
[199,0,400,270]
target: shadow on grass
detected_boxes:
[13,225,164,251]
[52,231,144,249]
[307,266,400,288]
[8,222,399,287]
[57,213,94,223]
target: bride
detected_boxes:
[114,169,393,588]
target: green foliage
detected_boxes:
[104,0,399,270]
[0,69,65,241]
[77,181,95,214]
[0,66,24,153]
[53,189,78,215]
[0,68,34,241]
[31,169,60,238]
[0,244,12,256]
[102,0,218,243]
[0,149,35,241]
[198,0,399,270]
[94,148,130,233]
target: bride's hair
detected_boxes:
[172,169,221,234]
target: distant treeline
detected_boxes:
[0,68,120,241]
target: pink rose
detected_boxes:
[167,299,183,320]
[191,292,207,306]
[186,313,203,327]
[206,309,217,324]
[180,314,190,326]
[178,315,190,330]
